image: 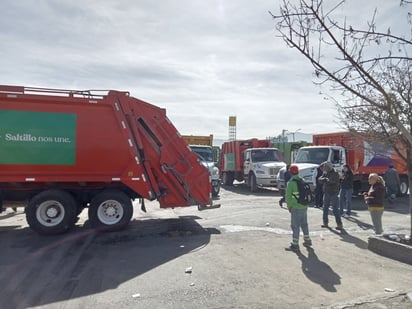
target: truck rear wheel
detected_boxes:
[26,190,77,235]
[222,172,234,186]
[88,190,133,232]
[399,176,409,196]
[212,183,220,197]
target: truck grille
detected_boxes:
[269,167,281,175]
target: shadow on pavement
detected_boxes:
[221,183,279,196]
[0,216,219,309]
[383,198,410,215]
[295,247,341,292]
[351,195,410,215]
[328,228,369,249]
[344,216,374,232]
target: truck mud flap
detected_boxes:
[197,203,221,211]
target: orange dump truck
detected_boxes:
[279,131,409,195]
[0,85,216,235]
[313,132,409,194]
[219,139,285,192]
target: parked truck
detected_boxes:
[276,131,409,196]
[271,140,309,164]
[181,134,213,146]
[0,85,217,235]
[219,139,286,192]
[182,134,221,197]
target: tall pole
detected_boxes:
[292,128,301,142]
[282,129,288,161]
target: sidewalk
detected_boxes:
[295,196,411,308]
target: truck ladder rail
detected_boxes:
[0,85,129,100]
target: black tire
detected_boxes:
[212,182,220,197]
[26,190,77,235]
[353,181,362,196]
[399,176,409,196]
[222,172,234,186]
[250,173,257,192]
[88,190,133,232]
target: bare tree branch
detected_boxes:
[270,0,412,235]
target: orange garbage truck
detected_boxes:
[313,132,409,194]
[0,85,217,235]
[219,138,286,192]
[277,131,409,196]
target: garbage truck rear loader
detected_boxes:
[0,85,215,235]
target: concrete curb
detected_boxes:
[368,236,412,265]
[313,290,412,309]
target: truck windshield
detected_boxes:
[251,149,281,162]
[295,148,329,164]
[190,146,214,162]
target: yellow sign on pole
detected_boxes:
[229,116,236,126]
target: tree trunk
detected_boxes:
[409,173,412,238]
[408,148,412,238]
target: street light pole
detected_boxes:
[282,129,288,161]
[292,128,301,142]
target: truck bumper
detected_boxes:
[257,177,278,187]
[198,203,221,210]
[211,179,220,188]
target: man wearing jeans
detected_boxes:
[339,164,354,217]
[285,165,312,251]
[318,161,343,230]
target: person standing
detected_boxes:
[339,164,354,217]
[279,165,291,207]
[383,163,400,204]
[285,165,312,251]
[318,161,343,230]
[364,173,385,235]
[312,166,324,208]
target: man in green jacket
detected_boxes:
[286,165,312,252]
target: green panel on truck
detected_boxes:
[0,110,76,165]
[224,153,235,171]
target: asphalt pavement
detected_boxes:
[0,185,411,308]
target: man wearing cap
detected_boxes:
[318,161,343,230]
[383,163,400,204]
[285,165,312,251]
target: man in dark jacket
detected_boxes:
[383,163,400,203]
[339,164,354,217]
[313,166,324,208]
[318,161,343,230]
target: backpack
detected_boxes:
[292,178,313,205]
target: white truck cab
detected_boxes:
[277,146,346,192]
[243,148,286,192]
[189,145,221,197]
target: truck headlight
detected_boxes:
[212,166,219,177]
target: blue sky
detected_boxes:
[1,0,407,142]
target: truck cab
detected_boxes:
[189,145,221,197]
[277,146,346,192]
[243,148,286,192]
